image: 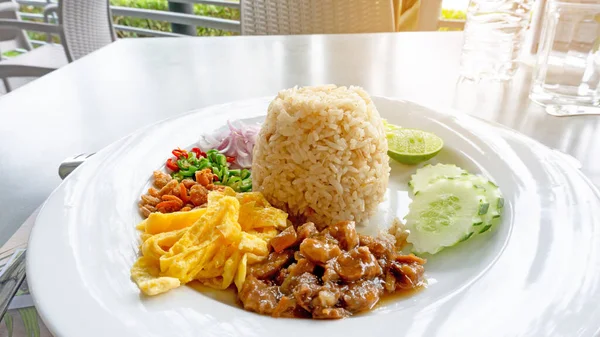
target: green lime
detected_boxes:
[383,120,401,133]
[386,128,444,165]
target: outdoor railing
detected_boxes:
[439,19,465,30]
[15,0,241,44]
[14,0,464,45]
[111,5,240,36]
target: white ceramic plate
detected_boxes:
[27,97,600,337]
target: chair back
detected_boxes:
[59,0,116,62]
[241,0,395,35]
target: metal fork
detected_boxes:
[0,250,26,321]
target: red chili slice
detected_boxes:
[226,156,235,163]
[166,158,179,171]
[191,147,205,158]
[172,148,187,159]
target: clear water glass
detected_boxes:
[460,0,535,80]
[529,0,600,116]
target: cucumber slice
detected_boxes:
[404,178,488,254]
[470,177,503,234]
[409,164,467,194]
[443,174,504,234]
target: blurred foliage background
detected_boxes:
[17,0,464,40]
[109,0,240,37]
[6,1,465,57]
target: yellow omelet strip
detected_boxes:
[248,227,280,242]
[131,187,290,296]
[239,232,269,256]
[238,201,288,230]
[143,208,207,235]
[234,253,248,292]
[131,256,180,296]
[142,227,188,261]
[201,250,243,290]
[160,193,240,283]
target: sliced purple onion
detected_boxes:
[198,120,260,169]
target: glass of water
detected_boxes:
[460,0,535,81]
[529,0,600,116]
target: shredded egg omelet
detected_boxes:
[131,187,289,296]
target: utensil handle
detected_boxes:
[0,250,26,321]
[58,153,94,179]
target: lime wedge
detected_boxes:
[383,120,401,134]
[386,128,444,165]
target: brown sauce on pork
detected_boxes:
[237,221,426,319]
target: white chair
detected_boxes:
[0,0,116,93]
[241,0,395,35]
[0,0,34,91]
[0,0,31,58]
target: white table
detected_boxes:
[0,31,598,246]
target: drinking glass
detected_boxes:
[529,0,600,116]
[459,0,534,81]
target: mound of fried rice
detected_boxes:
[252,85,390,227]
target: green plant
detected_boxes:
[17,5,60,43]
[2,50,23,58]
[14,1,462,43]
[439,9,466,31]
[441,8,467,21]
[15,0,239,43]
[109,0,240,37]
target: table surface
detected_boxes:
[0,31,598,246]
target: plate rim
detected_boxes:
[26,95,600,337]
